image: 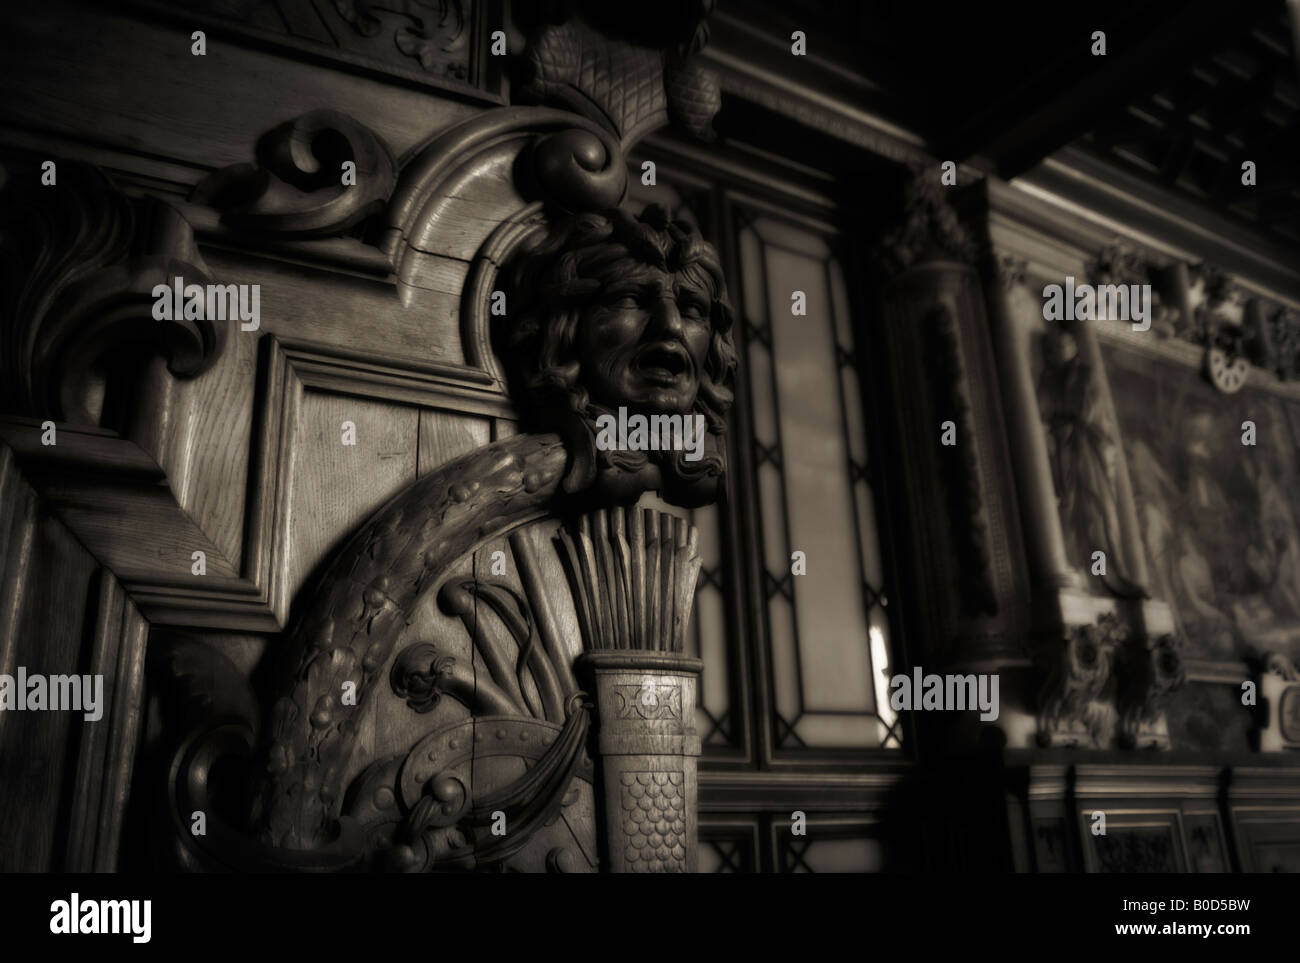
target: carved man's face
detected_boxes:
[576,259,713,414]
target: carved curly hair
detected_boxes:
[498,203,738,502]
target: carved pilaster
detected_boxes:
[876,175,1027,667]
[982,248,1082,594]
[558,505,704,872]
[577,651,700,873]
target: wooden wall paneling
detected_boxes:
[1072,764,1221,873]
[204,251,467,370]
[131,321,258,566]
[417,408,491,478]
[284,391,419,599]
[0,447,100,871]
[1225,766,1300,872]
[65,569,149,871]
[0,0,479,188]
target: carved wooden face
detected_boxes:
[575,258,713,415]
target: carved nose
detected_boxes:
[651,296,683,337]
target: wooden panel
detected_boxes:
[205,252,462,369]
[0,448,100,871]
[65,570,149,872]
[159,319,258,566]
[0,0,478,182]
[417,408,490,478]
[38,482,240,582]
[285,392,419,597]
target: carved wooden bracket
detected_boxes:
[0,155,224,424]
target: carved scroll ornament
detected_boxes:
[0,156,223,423]
[160,144,736,870]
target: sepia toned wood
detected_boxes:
[0,454,99,872]
[417,408,491,477]
[255,432,569,849]
[284,392,420,598]
[64,570,149,872]
[0,0,480,184]
[131,332,257,567]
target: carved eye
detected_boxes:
[679,300,707,322]
[606,294,639,311]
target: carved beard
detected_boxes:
[554,401,727,509]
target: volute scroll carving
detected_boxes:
[0,156,224,424]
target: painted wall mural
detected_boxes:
[1105,345,1300,664]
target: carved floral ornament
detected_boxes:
[134,9,733,868]
[1085,241,1300,391]
[1035,612,1185,750]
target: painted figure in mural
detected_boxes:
[1126,400,1300,660]
[1127,434,1237,656]
[500,203,738,506]
[1039,323,1144,597]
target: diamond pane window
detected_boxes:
[736,211,899,750]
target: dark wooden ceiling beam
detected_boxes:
[941,0,1269,179]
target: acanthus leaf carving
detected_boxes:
[0,155,223,424]
[514,1,720,145]
[876,168,978,277]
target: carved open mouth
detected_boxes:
[634,342,692,383]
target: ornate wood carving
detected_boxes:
[141,0,485,92]
[1116,631,1185,749]
[515,1,719,145]
[877,169,979,276]
[155,154,737,871]
[1035,612,1125,748]
[0,155,224,424]
[132,2,738,869]
[192,109,397,239]
[556,507,702,653]
[253,431,569,849]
